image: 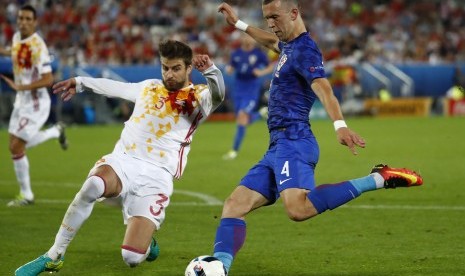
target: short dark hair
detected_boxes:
[19,4,37,19]
[158,40,193,66]
[262,0,299,8]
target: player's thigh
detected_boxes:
[222,186,269,218]
[274,138,319,193]
[233,152,278,214]
[122,191,170,239]
[123,216,156,251]
[121,165,172,229]
[238,98,258,115]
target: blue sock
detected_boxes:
[233,125,246,151]
[307,181,361,214]
[349,175,377,193]
[249,112,261,123]
[213,218,246,272]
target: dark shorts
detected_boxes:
[240,129,319,205]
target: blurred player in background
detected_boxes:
[222,34,274,160]
[213,1,423,273]
[15,40,225,275]
[0,4,67,207]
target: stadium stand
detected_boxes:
[0,0,464,124]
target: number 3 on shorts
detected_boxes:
[149,194,169,217]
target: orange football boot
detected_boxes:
[371,164,423,188]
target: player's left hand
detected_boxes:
[193,55,213,72]
[0,74,19,91]
[336,127,366,155]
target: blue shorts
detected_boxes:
[240,127,319,205]
[233,97,259,115]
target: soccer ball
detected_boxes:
[185,255,227,276]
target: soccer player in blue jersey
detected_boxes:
[213,1,423,273]
[223,34,272,160]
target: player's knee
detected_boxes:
[9,139,24,155]
[286,208,308,222]
[284,204,316,222]
[78,175,105,202]
[237,112,249,125]
[121,248,146,267]
[222,196,251,218]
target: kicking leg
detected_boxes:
[282,164,423,220]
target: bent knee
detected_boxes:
[285,206,317,222]
[78,176,105,202]
[222,196,252,218]
[237,112,249,125]
[9,140,25,155]
[121,248,146,267]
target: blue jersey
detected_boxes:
[268,32,325,131]
[230,48,269,98]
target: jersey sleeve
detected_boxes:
[38,39,52,75]
[293,42,326,84]
[196,64,225,115]
[75,77,157,102]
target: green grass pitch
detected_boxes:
[1,116,464,275]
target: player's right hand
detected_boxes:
[336,128,366,155]
[218,2,239,27]
[52,78,77,101]
[193,55,213,72]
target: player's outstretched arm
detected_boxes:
[311,78,366,155]
[193,54,225,110]
[1,72,53,92]
[55,77,142,102]
[218,2,279,53]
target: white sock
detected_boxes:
[26,126,60,149]
[370,172,385,189]
[121,249,147,267]
[13,154,33,200]
[47,176,105,261]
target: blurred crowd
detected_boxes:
[0,0,464,67]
